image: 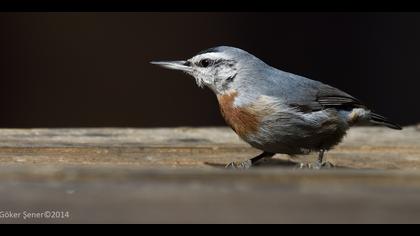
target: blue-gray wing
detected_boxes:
[254,68,401,129]
[262,70,366,112]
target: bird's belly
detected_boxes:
[242,111,349,155]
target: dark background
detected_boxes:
[0,12,419,128]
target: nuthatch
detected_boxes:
[151,46,402,169]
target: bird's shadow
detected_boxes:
[204,158,351,169]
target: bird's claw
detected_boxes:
[297,161,335,170]
[225,160,253,170]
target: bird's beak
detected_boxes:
[150,60,192,72]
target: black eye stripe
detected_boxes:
[196,59,235,68]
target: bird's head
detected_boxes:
[151,46,264,95]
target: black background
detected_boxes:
[0,12,419,128]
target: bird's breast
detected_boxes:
[217,91,269,139]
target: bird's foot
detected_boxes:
[225,160,253,170]
[296,161,335,170]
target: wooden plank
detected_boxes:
[0,126,419,169]
[0,126,419,223]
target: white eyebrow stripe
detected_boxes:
[192,52,230,61]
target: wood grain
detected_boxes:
[0,126,419,223]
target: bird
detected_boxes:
[151,46,402,169]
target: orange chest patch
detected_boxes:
[217,91,260,138]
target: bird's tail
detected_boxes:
[370,112,402,130]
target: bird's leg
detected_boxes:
[317,149,325,165]
[319,149,335,168]
[225,152,275,170]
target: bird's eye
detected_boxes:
[199,59,212,67]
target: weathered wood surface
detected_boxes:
[0,126,419,223]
